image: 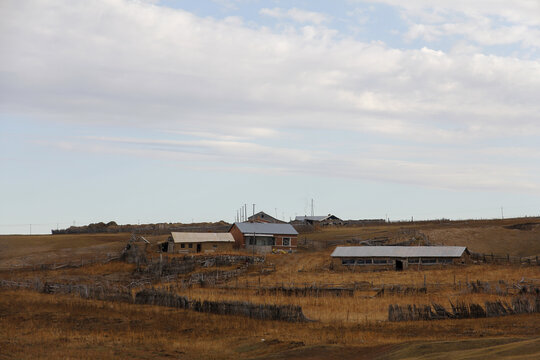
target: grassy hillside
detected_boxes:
[0,233,130,268]
[0,291,538,360]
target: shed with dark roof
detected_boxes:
[295,214,343,226]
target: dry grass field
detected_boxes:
[1,218,539,359]
[1,290,539,359]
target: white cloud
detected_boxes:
[364,0,540,48]
[47,135,540,193]
[260,7,330,24]
[2,0,540,192]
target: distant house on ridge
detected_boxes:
[247,211,285,224]
[295,214,343,226]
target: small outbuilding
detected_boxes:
[247,211,285,224]
[164,232,234,253]
[331,246,469,270]
[229,222,298,253]
[295,214,343,226]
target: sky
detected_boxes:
[1,0,540,234]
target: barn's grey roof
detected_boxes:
[170,232,234,243]
[233,222,298,235]
[331,246,467,258]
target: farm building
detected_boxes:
[331,246,469,270]
[164,232,234,253]
[247,211,285,224]
[229,222,298,253]
[295,214,343,226]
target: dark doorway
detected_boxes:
[196,243,201,253]
[160,242,169,252]
[395,260,403,271]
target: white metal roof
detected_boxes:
[331,246,467,258]
[170,232,234,243]
[233,222,298,235]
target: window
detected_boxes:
[439,258,452,264]
[282,237,290,246]
[408,258,419,264]
[342,259,355,265]
[213,244,217,248]
[188,243,193,248]
[421,258,436,264]
[356,259,365,265]
[180,243,185,248]
[364,259,372,264]
[373,259,387,264]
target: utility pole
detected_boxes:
[244,204,247,221]
[501,206,504,219]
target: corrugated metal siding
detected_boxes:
[331,246,466,258]
[233,222,298,235]
[171,232,234,243]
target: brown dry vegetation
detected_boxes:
[1,290,539,360]
[1,219,540,359]
[0,233,130,268]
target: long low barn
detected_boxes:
[331,246,469,270]
[164,232,234,253]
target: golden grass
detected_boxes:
[0,233,131,269]
[1,290,538,359]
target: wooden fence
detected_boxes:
[0,279,308,322]
[0,253,122,272]
[389,296,540,321]
[469,252,539,265]
[134,288,308,322]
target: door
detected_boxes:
[196,243,201,253]
[395,260,403,271]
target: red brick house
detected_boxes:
[229,222,298,253]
